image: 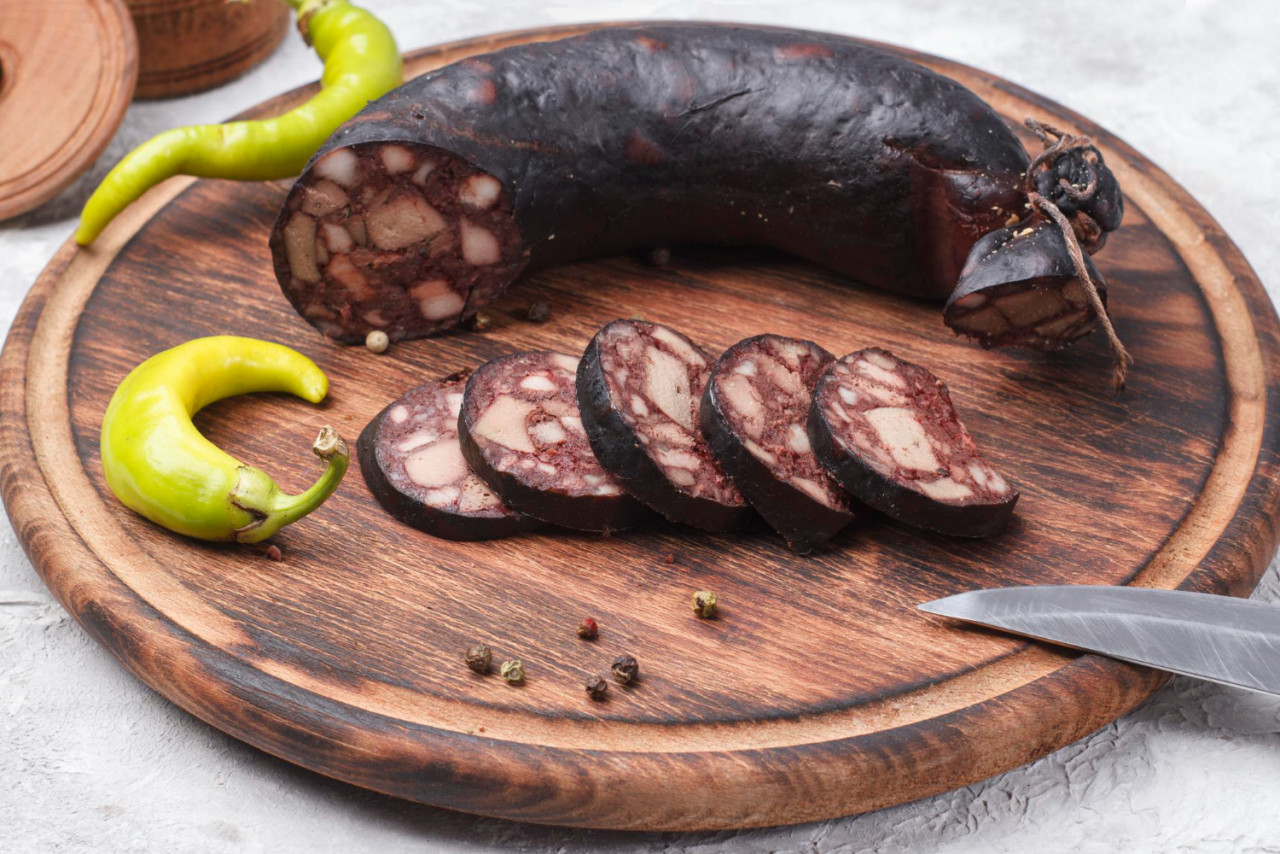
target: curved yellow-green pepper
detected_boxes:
[75,0,403,245]
[100,336,348,543]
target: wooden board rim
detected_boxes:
[3,23,1279,830]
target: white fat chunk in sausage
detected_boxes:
[561,415,585,435]
[529,419,567,445]
[314,148,359,186]
[460,218,501,265]
[301,180,349,217]
[918,477,974,502]
[668,468,696,487]
[389,405,409,424]
[366,194,448,250]
[284,212,320,283]
[837,386,860,406]
[743,438,776,465]
[650,326,705,366]
[968,463,989,487]
[424,486,461,508]
[446,393,464,418]
[326,255,372,301]
[550,354,580,373]
[658,448,701,470]
[412,160,436,186]
[380,145,415,175]
[458,476,500,513]
[764,358,804,395]
[719,373,763,430]
[409,279,464,321]
[396,430,437,453]
[791,476,833,506]
[630,396,649,417]
[863,349,899,372]
[322,222,354,253]
[519,374,558,393]
[857,359,907,388]
[593,483,623,496]
[734,359,757,377]
[988,470,1010,495]
[865,407,940,472]
[471,396,537,453]
[404,439,468,488]
[787,423,811,454]
[645,347,695,430]
[459,174,502,210]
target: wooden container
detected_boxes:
[125,0,291,99]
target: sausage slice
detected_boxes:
[808,348,1019,537]
[577,319,752,532]
[357,372,542,540]
[459,351,650,532]
[700,335,855,552]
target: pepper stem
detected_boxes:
[235,426,349,543]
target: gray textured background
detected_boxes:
[3,1,1280,851]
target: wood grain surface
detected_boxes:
[0,0,137,220]
[125,0,290,99]
[3,24,1279,831]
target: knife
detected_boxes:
[918,585,1280,696]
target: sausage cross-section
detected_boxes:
[357,372,542,540]
[808,348,1018,537]
[700,335,855,552]
[270,24,1125,357]
[459,351,650,532]
[577,319,752,532]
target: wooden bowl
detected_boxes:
[125,0,291,99]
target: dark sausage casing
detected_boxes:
[270,24,1123,349]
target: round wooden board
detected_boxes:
[3,24,1280,831]
[0,0,137,220]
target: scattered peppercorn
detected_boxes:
[464,644,492,674]
[500,659,525,684]
[692,590,718,618]
[647,246,672,267]
[464,310,493,332]
[577,617,599,640]
[611,654,639,685]
[585,674,609,701]
[364,329,389,354]
[527,300,551,323]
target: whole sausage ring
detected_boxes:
[270,24,1126,370]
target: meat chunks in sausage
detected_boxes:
[578,319,752,532]
[459,351,650,532]
[700,335,855,552]
[808,348,1018,537]
[358,372,542,540]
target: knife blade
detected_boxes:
[918,585,1280,696]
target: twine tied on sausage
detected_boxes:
[1023,118,1133,391]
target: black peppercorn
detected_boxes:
[577,617,599,639]
[527,300,551,323]
[464,644,492,674]
[611,654,639,685]
[586,674,609,701]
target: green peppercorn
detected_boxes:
[464,644,491,674]
[585,674,609,701]
[611,654,639,685]
[692,590,718,618]
[500,659,525,685]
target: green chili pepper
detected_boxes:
[75,0,402,245]
[100,336,349,543]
